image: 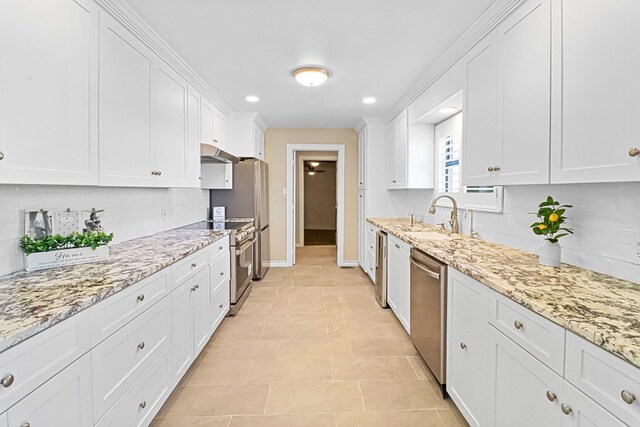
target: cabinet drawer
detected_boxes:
[488,291,565,374]
[96,347,171,427]
[0,309,91,413]
[91,295,171,420]
[367,223,378,235]
[211,277,230,332]
[91,270,170,345]
[366,232,376,254]
[172,248,208,287]
[565,332,640,426]
[207,236,230,263]
[366,249,375,280]
[209,252,230,285]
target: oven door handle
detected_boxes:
[236,238,256,255]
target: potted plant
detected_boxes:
[20,231,114,272]
[530,196,573,267]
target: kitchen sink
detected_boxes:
[405,231,453,241]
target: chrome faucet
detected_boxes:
[428,195,460,233]
[464,209,479,238]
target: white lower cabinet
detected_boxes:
[192,268,212,357]
[358,190,366,270]
[96,347,171,427]
[487,325,564,427]
[446,269,489,427]
[560,381,626,427]
[8,353,93,427]
[386,235,410,333]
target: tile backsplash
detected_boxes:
[0,185,209,276]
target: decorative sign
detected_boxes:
[213,206,226,222]
[24,246,109,272]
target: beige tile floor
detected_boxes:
[152,246,469,427]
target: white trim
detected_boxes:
[286,144,346,267]
[264,261,292,268]
[341,261,360,267]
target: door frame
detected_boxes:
[286,144,345,266]
[297,153,339,247]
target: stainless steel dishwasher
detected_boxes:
[374,230,388,307]
[410,247,447,396]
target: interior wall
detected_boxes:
[304,161,337,230]
[0,186,209,276]
[264,128,358,263]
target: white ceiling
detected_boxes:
[124,0,495,128]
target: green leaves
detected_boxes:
[530,196,573,242]
[20,231,114,255]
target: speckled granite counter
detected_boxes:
[0,228,230,354]
[368,218,640,369]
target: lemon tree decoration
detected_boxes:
[530,196,573,243]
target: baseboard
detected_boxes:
[340,260,360,267]
[264,261,292,268]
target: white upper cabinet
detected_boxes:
[0,0,99,185]
[387,110,432,189]
[99,12,154,187]
[150,61,188,187]
[230,116,265,159]
[186,87,203,187]
[551,0,640,183]
[358,127,367,189]
[200,96,227,149]
[464,0,551,186]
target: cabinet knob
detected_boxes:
[560,403,572,415]
[395,244,400,249]
[220,271,224,276]
[158,171,162,176]
[546,391,557,402]
[139,400,147,409]
[137,294,145,302]
[137,341,145,350]
[199,177,203,180]
[392,180,397,183]
[487,166,494,172]
[621,390,637,405]
[1,373,14,388]
[219,304,224,309]
[494,166,501,171]
[460,342,467,350]
[629,147,640,157]
[20,423,30,427]
[0,151,4,160]
[219,246,223,250]
[514,320,523,330]
[191,263,197,268]
[213,139,218,144]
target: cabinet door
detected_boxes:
[463,36,499,186]
[151,61,188,187]
[487,326,563,427]
[358,128,367,189]
[192,268,211,357]
[395,111,409,188]
[358,190,366,269]
[447,270,489,427]
[213,110,226,149]
[200,163,233,189]
[8,354,92,427]
[0,0,99,185]
[99,13,154,187]
[495,0,551,185]
[386,121,398,188]
[386,237,402,314]
[171,279,194,386]
[560,382,626,427]
[200,96,216,146]
[551,0,640,183]
[253,124,265,160]
[186,87,202,187]
[398,242,411,333]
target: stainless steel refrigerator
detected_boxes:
[210,159,269,279]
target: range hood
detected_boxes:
[200,143,240,164]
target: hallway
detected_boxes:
[152,246,467,426]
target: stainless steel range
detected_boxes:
[180,219,256,315]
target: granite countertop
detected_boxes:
[368,218,640,369]
[0,228,230,354]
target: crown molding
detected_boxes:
[384,0,527,122]
[96,0,235,118]
[354,117,386,132]
[231,112,268,131]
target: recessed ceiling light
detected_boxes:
[438,107,459,114]
[310,162,320,167]
[245,95,260,103]
[308,171,316,176]
[292,66,331,87]
[362,97,376,104]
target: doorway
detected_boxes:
[286,144,346,266]
[300,159,337,246]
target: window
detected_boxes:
[434,112,503,212]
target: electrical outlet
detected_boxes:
[160,207,167,222]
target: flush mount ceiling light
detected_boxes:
[245,95,260,103]
[438,107,459,114]
[292,66,331,87]
[308,171,316,176]
[362,97,376,104]
[310,162,320,167]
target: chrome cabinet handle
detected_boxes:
[20,423,30,427]
[460,342,467,350]
[137,294,145,302]
[487,166,494,172]
[139,400,147,409]
[1,373,14,388]
[138,341,145,350]
[494,166,501,171]
[546,391,557,402]
[395,244,400,249]
[212,139,218,143]
[219,271,224,276]
[158,171,162,176]
[629,147,640,157]
[191,262,197,268]
[0,151,4,160]
[514,320,523,330]
[219,304,224,309]
[218,246,223,250]
[621,390,637,405]
[560,403,572,415]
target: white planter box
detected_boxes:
[24,246,109,272]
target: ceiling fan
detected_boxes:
[304,161,326,175]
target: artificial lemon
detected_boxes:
[549,213,559,223]
[538,224,548,230]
